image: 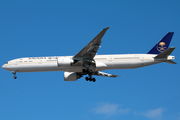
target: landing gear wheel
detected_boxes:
[85,77,96,82]
[13,76,17,79]
[11,71,17,79]
[82,68,96,82]
[82,69,86,73]
[85,77,89,81]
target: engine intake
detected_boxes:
[57,57,73,67]
[64,72,81,81]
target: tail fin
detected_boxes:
[147,32,174,54]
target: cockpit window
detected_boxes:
[6,62,8,64]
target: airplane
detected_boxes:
[2,27,176,82]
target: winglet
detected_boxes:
[148,32,174,54]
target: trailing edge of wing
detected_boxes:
[93,71,121,78]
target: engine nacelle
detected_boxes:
[57,57,73,67]
[95,62,107,68]
[64,72,81,81]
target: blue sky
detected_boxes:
[0,1,180,120]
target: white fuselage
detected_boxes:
[2,54,175,73]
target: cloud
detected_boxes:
[91,103,130,116]
[118,108,131,115]
[135,107,166,120]
[91,103,166,119]
[177,112,180,120]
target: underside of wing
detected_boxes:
[73,27,110,63]
[93,71,120,78]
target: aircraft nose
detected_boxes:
[2,64,8,70]
[2,64,5,69]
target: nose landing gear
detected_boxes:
[11,71,17,79]
[14,75,17,79]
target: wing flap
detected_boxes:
[93,71,120,78]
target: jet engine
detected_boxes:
[57,57,74,67]
[64,72,82,81]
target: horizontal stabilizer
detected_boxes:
[165,60,177,64]
[155,47,175,58]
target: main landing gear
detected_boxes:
[85,76,96,82]
[11,71,17,79]
[82,69,96,82]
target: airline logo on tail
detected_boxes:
[157,42,166,52]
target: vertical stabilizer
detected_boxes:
[147,32,174,54]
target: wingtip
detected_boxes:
[117,75,124,77]
[104,26,110,30]
[168,32,174,34]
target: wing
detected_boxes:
[73,27,110,63]
[93,71,120,78]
